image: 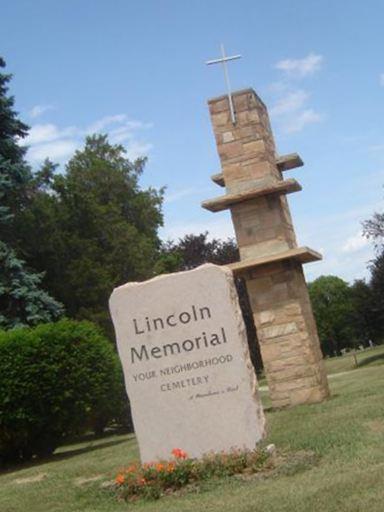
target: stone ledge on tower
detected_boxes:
[201,178,301,212]
[211,153,304,187]
[227,247,322,276]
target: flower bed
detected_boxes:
[114,447,274,501]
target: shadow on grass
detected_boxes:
[358,353,384,368]
[60,428,133,447]
[1,437,129,476]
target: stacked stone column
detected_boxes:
[202,89,329,407]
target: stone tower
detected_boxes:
[202,89,329,407]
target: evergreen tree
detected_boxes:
[0,242,63,329]
[0,57,63,328]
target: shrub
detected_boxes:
[114,447,273,501]
[0,319,126,464]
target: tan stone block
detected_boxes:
[272,365,318,383]
[224,151,269,167]
[239,240,291,261]
[233,92,260,114]
[258,310,275,325]
[260,343,282,361]
[209,98,229,114]
[222,131,235,143]
[211,111,231,128]
[222,162,242,182]
[288,386,329,407]
[236,109,262,125]
[274,376,321,392]
[242,139,266,156]
[248,164,278,183]
[237,125,263,141]
[249,281,290,308]
[260,322,299,340]
[218,140,243,160]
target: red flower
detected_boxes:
[167,461,175,472]
[171,448,188,459]
[115,473,125,485]
[126,464,136,474]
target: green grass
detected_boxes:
[324,344,384,375]
[1,352,384,512]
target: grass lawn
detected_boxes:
[324,344,384,374]
[1,348,383,512]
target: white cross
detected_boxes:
[206,44,242,124]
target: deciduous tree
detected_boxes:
[308,275,355,356]
[16,135,164,335]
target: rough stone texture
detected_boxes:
[109,264,266,463]
[206,88,329,407]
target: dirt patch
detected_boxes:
[74,474,103,486]
[366,419,384,433]
[14,473,47,485]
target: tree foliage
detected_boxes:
[309,275,355,356]
[159,232,239,270]
[362,211,384,251]
[0,242,63,329]
[0,57,63,328]
[362,204,384,342]
[308,275,377,356]
[14,136,164,335]
[350,279,379,345]
[0,57,30,233]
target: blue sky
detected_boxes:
[2,0,384,282]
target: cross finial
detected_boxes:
[206,44,242,124]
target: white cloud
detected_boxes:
[342,232,369,253]
[296,202,379,283]
[270,53,324,135]
[124,141,153,161]
[28,140,79,162]
[164,188,197,204]
[29,104,54,118]
[270,89,323,134]
[86,115,152,136]
[86,114,128,133]
[275,53,323,77]
[380,73,384,86]
[25,124,76,145]
[23,114,153,165]
[270,90,309,116]
[283,109,323,134]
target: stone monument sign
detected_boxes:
[110,264,265,463]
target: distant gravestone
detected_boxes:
[109,264,265,463]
